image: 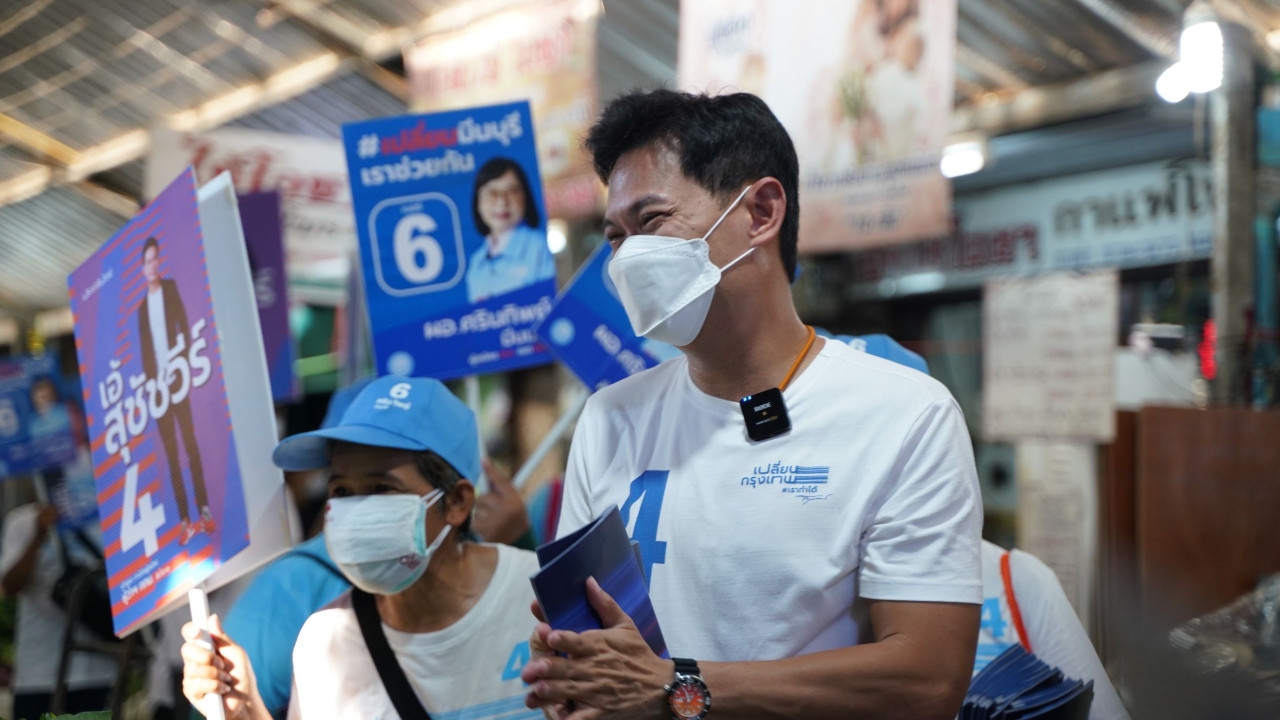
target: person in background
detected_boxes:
[977,540,1130,720]
[465,157,556,303]
[182,377,542,720]
[1,502,116,717]
[836,330,1130,720]
[523,90,982,720]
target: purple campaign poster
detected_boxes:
[68,168,250,636]
[237,191,299,403]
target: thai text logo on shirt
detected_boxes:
[740,462,830,492]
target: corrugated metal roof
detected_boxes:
[1,0,1277,316]
[0,185,127,311]
[0,0,329,158]
[93,68,410,199]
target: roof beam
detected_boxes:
[261,0,376,58]
[956,44,1031,91]
[952,60,1165,136]
[1073,0,1177,58]
[0,112,78,164]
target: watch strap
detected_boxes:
[673,657,701,676]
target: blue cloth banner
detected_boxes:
[535,242,679,389]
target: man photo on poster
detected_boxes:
[137,236,213,546]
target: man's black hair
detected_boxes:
[143,237,159,256]
[584,90,800,282]
[414,450,473,539]
[472,157,541,236]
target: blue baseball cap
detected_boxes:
[272,376,480,479]
[321,377,374,430]
[813,327,930,376]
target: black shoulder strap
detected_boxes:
[286,550,348,584]
[352,588,433,720]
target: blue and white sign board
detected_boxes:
[536,242,680,389]
[0,355,78,479]
[343,101,557,380]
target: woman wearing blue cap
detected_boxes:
[180,376,543,720]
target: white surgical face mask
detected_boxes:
[324,489,451,595]
[607,185,754,346]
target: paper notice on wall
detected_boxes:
[983,270,1119,441]
[1016,440,1097,631]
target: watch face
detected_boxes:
[670,680,709,719]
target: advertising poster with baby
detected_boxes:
[68,168,250,635]
[679,0,956,251]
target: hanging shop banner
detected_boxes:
[679,0,956,251]
[983,269,1119,442]
[0,355,79,478]
[536,241,680,389]
[69,169,291,635]
[404,0,601,220]
[343,101,557,380]
[145,127,353,293]
[848,159,1214,297]
[238,191,300,403]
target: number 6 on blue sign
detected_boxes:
[394,213,444,283]
[367,192,466,297]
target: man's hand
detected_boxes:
[472,458,531,545]
[181,614,270,720]
[522,577,674,720]
[35,505,57,537]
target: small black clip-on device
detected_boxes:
[740,387,791,442]
[738,325,815,443]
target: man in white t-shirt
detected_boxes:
[522,90,982,719]
[1,504,117,717]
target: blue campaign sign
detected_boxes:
[0,355,79,479]
[343,101,557,380]
[535,241,680,389]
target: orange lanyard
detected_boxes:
[779,325,816,392]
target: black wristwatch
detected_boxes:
[665,657,711,719]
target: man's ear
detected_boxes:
[745,178,786,249]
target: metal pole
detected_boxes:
[1210,21,1256,405]
[511,384,590,491]
[464,375,488,493]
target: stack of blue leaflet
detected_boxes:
[963,645,1094,720]
[531,505,669,658]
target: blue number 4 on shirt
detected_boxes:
[621,471,669,588]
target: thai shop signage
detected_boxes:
[848,159,1212,297]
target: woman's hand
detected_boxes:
[181,614,270,720]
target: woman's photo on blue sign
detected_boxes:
[27,374,72,440]
[465,156,556,303]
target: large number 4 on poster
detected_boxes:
[120,463,165,556]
